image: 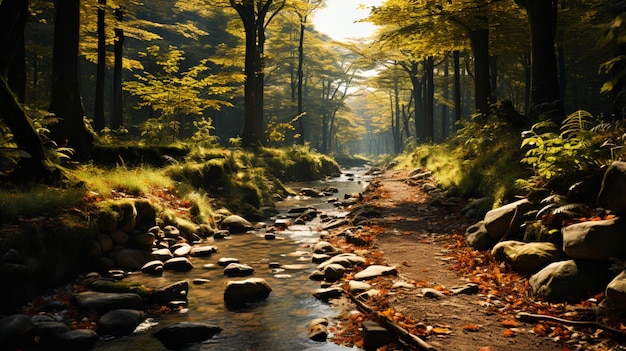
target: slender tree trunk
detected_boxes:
[442,57,449,139]
[468,23,491,115]
[111,8,124,130]
[425,56,434,141]
[490,55,497,102]
[453,50,462,128]
[49,0,93,160]
[94,0,106,132]
[0,0,28,103]
[407,62,425,142]
[296,19,305,144]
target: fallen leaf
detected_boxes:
[479,348,492,351]
[462,324,480,332]
[431,326,452,335]
[500,319,518,327]
[503,329,516,337]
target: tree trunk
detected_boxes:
[94,0,106,132]
[0,76,55,182]
[442,57,449,139]
[453,50,462,128]
[296,18,305,144]
[111,8,124,130]
[468,23,491,115]
[425,56,434,141]
[49,0,93,160]
[0,0,28,103]
[516,0,564,122]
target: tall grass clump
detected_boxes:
[69,164,174,196]
[0,186,86,223]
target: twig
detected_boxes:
[516,312,626,337]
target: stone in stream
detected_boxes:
[312,286,344,301]
[151,248,173,261]
[163,257,194,272]
[190,245,217,257]
[308,270,325,281]
[141,260,164,276]
[348,281,372,295]
[171,242,192,257]
[264,233,276,240]
[312,241,339,255]
[55,329,99,350]
[163,225,181,239]
[317,253,366,270]
[223,263,255,277]
[148,281,189,305]
[220,215,254,234]
[73,291,142,314]
[299,188,323,197]
[308,323,328,342]
[153,322,222,349]
[312,253,331,263]
[0,314,34,349]
[107,248,154,271]
[223,278,272,304]
[21,320,70,348]
[323,264,346,282]
[97,309,145,336]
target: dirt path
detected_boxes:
[332,169,608,351]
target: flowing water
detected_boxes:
[93,168,370,351]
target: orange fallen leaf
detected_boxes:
[479,348,492,351]
[500,319,518,327]
[503,329,515,337]
[462,324,480,332]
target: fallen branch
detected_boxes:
[348,292,437,351]
[516,312,625,337]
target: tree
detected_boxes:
[49,0,93,160]
[0,0,28,103]
[229,0,286,148]
[514,0,565,121]
[93,0,106,132]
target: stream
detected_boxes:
[93,168,371,351]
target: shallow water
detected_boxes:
[93,168,370,351]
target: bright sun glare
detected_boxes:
[312,0,383,41]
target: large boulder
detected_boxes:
[0,314,34,349]
[606,270,626,308]
[224,278,272,304]
[529,260,613,301]
[483,199,533,240]
[491,241,566,272]
[597,161,626,214]
[562,219,626,261]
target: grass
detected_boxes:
[0,186,86,223]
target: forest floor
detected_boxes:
[329,169,626,351]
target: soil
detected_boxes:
[328,169,626,351]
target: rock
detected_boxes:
[109,230,129,245]
[597,161,626,214]
[264,233,276,240]
[465,221,497,251]
[491,241,566,272]
[163,225,181,239]
[421,288,445,299]
[322,218,349,230]
[134,199,157,230]
[153,322,222,349]
[223,263,255,277]
[323,264,346,282]
[308,270,325,281]
[308,323,328,342]
[22,320,70,349]
[312,286,344,300]
[317,253,366,270]
[224,278,272,304]
[151,248,173,261]
[348,281,372,295]
[214,230,231,239]
[141,260,164,276]
[530,260,613,301]
[127,232,155,249]
[2,249,23,264]
[193,278,211,285]
[163,257,194,272]
[171,242,192,257]
[218,257,240,267]
[116,202,138,232]
[107,248,154,271]
[0,314,34,349]
[190,246,217,257]
[483,199,533,240]
[73,291,142,314]
[220,215,254,234]
[313,241,339,254]
[562,219,626,261]
[450,283,479,295]
[361,320,395,351]
[273,218,291,229]
[149,281,189,305]
[312,253,331,263]
[354,265,398,280]
[606,271,626,307]
[300,188,323,197]
[55,329,99,350]
[97,309,145,336]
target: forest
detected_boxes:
[2,0,626,350]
